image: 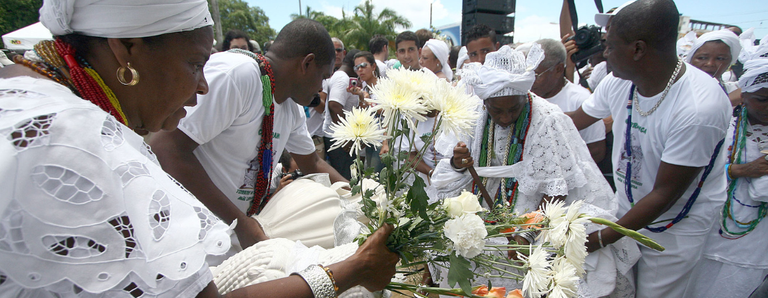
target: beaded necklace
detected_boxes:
[227,49,278,217]
[473,94,532,208]
[719,105,768,239]
[623,85,724,233]
[16,39,128,125]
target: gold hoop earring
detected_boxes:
[116,62,140,86]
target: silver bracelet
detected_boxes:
[598,229,605,248]
[291,265,337,298]
[521,231,537,243]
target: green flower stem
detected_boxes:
[475,259,526,271]
[386,282,486,298]
[588,216,665,251]
[473,262,525,277]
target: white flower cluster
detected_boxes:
[521,201,589,298]
[442,191,487,259]
[328,107,388,156]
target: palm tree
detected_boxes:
[343,0,411,50]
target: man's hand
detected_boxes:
[342,224,399,291]
[451,141,473,169]
[274,175,294,194]
[731,155,768,178]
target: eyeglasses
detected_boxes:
[535,64,557,78]
[354,62,369,71]
[335,48,344,53]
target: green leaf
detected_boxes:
[406,176,430,221]
[364,189,375,199]
[397,150,410,161]
[351,185,362,195]
[447,253,474,295]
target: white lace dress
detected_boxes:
[430,95,640,297]
[0,77,232,297]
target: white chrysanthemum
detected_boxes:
[430,81,481,139]
[329,107,388,156]
[443,213,487,258]
[521,245,551,298]
[388,67,439,108]
[548,257,579,298]
[542,201,589,275]
[369,76,428,131]
[442,190,485,218]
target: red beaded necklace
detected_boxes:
[246,53,277,216]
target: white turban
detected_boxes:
[456,46,468,70]
[459,44,544,100]
[40,0,213,38]
[424,39,453,81]
[739,58,768,93]
[676,31,697,58]
[684,29,741,67]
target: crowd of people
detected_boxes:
[0,0,766,297]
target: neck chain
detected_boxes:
[17,39,128,125]
[232,49,277,216]
[624,84,724,233]
[719,105,767,239]
[474,93,532,209]
[633,58,682,117]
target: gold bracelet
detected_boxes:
[321,265,339,294]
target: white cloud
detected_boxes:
[317,0,460,31]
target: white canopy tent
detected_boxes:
[2,22,52,50]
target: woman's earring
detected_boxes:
[116,62,140,86]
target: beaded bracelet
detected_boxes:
[291,264,337,298]
[725,163,733,180]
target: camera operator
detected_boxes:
[271,150,302,194]
[323,49,361,179]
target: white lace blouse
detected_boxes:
[0,77,231,297]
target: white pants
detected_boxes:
[635,231,707,298]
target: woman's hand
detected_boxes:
[451,142,473,169]
[379,140,389,155]
[731,155,768,178]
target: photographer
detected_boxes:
[271,150,302,194]
[323,49,362,179]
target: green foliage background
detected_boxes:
[1,0,43,48]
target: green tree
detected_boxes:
[290,6,348,42]
[343,0,411,50]
[1,0,43,48]
[211,0,276,45]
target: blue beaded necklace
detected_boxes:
[623,85,724,233]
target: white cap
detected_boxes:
[594,0,635,27]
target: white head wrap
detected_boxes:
[456,46,468,70]
[684,29,741,67]
[424,39,453,81]
[459,44,544,100]
[676,31,697,58]
[39,0,213,38]
[738,57,768,94]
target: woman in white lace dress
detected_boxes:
[0,0,397,297]
[430,45,639,297]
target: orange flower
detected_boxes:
[471,285,507,298]
[505,289,524,298]
[501,211,545,234]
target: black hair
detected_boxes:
[464,24,497,45]
[611,0,679,53]
[343,49,361,68]
[395,31,419,50]
[448,45,461,69]
[221,29,253,51]
[368,35,389,55]
[278,150,293,172]
[270,19,335,66]
[353,51,380,78]
[415,29,433,48]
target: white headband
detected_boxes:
[424,39,453,81]
[459,44,544,99]
[739,59,768,93]
[685,29,741,67]
[40,0,213,38]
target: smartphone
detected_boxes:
[349,77,359,88]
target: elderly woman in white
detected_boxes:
[430,45,640,297]
[420,39,453,82]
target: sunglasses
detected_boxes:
[335,48,344,53]
[354,62,369,71]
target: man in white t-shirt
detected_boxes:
[306,80,327,159]
[150,19,347,258]
[569,1,730,297]
[322,49,361,179]
[530,38,606,163]
[369,35,389,78]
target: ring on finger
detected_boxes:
[461,158,469,164]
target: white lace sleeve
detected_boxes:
[0,82,231,297]
[429,158,473,202]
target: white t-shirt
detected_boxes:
[322,70,360,137]
[587,61,608,91]
[178,52,316,214]
[305,104,324,137]
[375,59,388,78]
[581,65,730,235]
[544,81,606,144]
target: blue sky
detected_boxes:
[249,0,768,43]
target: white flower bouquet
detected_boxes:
[330,68,662,298]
